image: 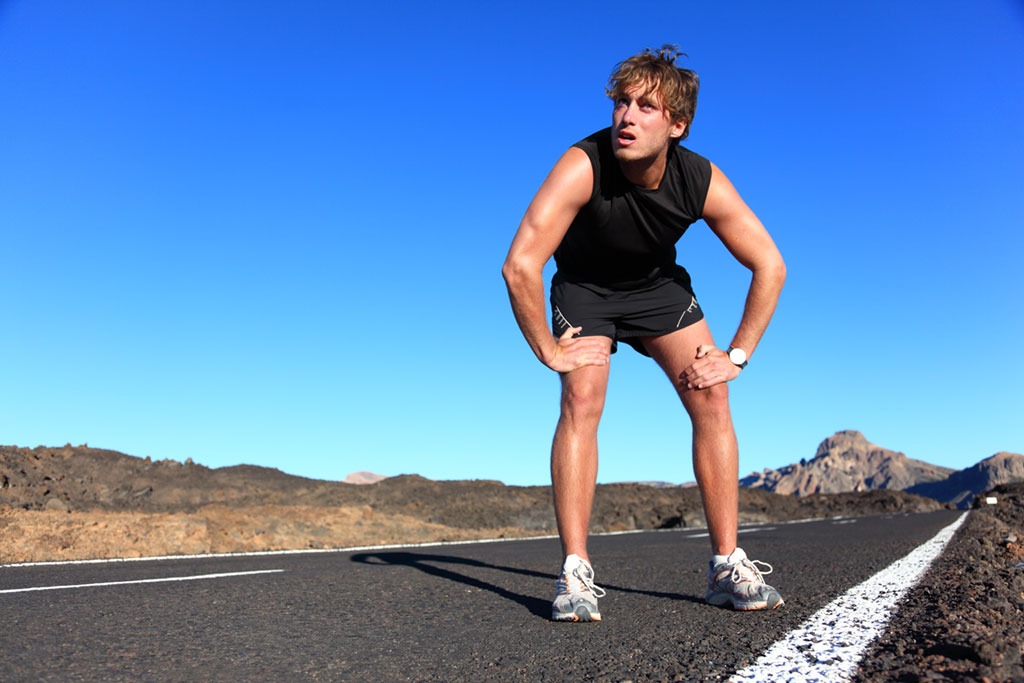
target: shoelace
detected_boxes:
[572,565,607,598]
[732,558,773,583]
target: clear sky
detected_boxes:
[2,1,1022,486]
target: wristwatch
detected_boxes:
[727,346,748,369]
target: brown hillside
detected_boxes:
[0,444,945,564]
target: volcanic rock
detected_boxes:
[855,481,1024,682]
[906,452,1024,509]
[740,430,955,495]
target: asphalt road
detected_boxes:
[0,509,963,682]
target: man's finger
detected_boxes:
[559,326,582,341]
[695,344,716,358]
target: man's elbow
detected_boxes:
[503,246,544,281]
[501,256,517,286]
[773,254,787,288]
[502,254,529,288]
[753,250,786,290]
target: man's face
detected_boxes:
[610,86,687,164]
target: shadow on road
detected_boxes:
[350,551,703,619]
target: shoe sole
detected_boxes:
[705,592,784,611]
[552,604,602,622]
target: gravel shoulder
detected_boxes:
[855,483,1024,682]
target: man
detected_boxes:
[502,45,787,621]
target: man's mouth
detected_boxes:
[616,130,636,145]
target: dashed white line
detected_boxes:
[683,526,778,539]
[729,511,968,683]
[0,569,285,594]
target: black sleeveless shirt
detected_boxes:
[553,128,713,289]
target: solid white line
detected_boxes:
[729,511,968,683]
[0,569,285,595]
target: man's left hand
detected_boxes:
[682,344,741,390]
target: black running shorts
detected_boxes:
[549,266,704,356]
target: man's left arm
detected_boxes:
[685,162,786,388]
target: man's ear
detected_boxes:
[670,119,688,140]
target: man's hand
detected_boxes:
[682,344,740,390]
[545,327,610,373]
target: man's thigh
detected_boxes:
[639,319,717,389]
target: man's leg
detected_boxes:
[642,322,784,610]
[551,341,612,561]
[640,321,737,556]
[549,345,612,621]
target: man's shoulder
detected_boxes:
[672,144,711,167]
[569,128,614,182]
[669,144,713,185]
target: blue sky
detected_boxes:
[2,1,1022,486]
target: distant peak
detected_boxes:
[982,451,1024,463]
[823,429,868,444]
[814,430,871,458]
[343,471,387,485]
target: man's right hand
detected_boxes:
[544,327,611,373]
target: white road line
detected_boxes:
[730,511,968,683]
[683,526,778,539]
[0,569,285,595]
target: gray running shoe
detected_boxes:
[705,547,784,610]
[551,555,606,622]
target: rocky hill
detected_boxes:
[906,452,1024,508]
[741,431,1024,509]
[0,443,941,525]
[740,431,955,494]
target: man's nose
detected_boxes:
[621,102,637,124]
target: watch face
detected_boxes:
[729,347,747,366]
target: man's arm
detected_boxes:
[502,147,611,373]
[684,162,786,388]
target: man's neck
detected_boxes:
[618,148,670,190]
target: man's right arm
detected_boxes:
[502,147,610,373]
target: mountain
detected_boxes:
[905,452,1024,509]
[740,430,955,495]
[344,471,387,485]
[740,431,1024,509]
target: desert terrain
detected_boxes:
[0,444,946,564]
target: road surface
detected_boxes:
[0,509,963,681]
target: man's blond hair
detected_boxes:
[606,45,700,142]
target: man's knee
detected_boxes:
[684,382,731,421]
[560,377,607,424]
